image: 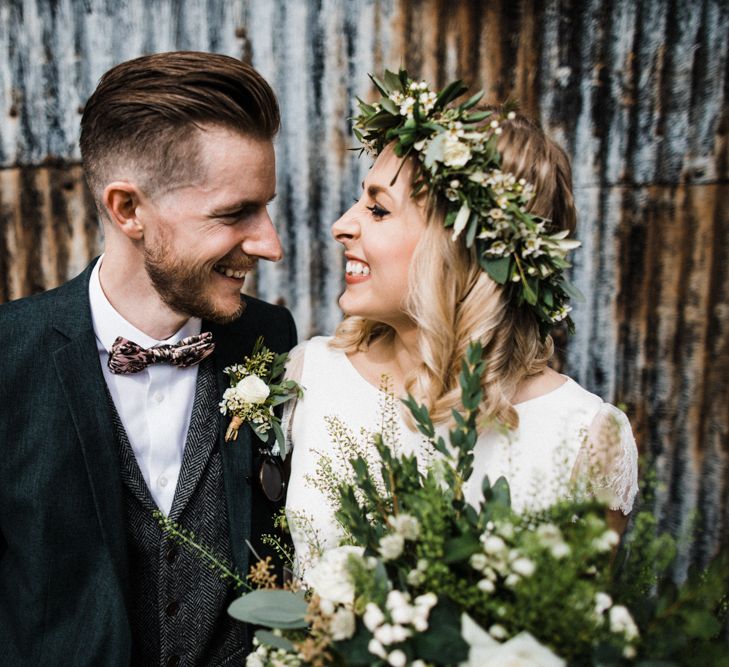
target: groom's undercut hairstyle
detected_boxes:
[80,51,280,213]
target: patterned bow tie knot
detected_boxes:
[108,332,216,375]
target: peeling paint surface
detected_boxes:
[0,0,727,576]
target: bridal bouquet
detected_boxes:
[223,344,728,667]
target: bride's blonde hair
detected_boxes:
[332,110,577,429]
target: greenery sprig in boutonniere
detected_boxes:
[219,337,303,454]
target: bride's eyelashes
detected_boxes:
[366,203,390,219]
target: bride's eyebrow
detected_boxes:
[366,184,387,198]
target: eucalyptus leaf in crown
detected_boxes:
[353,69,582,337]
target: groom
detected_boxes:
[0,52,296,665]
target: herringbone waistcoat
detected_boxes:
[109,359,247,666]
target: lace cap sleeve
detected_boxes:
[281,342,308,457]
[571,404,639,514]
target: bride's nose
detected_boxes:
[331,203,360,243]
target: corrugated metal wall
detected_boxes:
[1,0,727,577]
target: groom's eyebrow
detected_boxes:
[209,193,277,217]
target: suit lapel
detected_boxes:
[207,317,255,577]
[52,261,129,601]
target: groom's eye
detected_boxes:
[366,204,389,219]
[219,205,257,222]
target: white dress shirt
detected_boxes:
[89,257,201,515]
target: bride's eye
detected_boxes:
[366,204,390,219]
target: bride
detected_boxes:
[283,73,638,568]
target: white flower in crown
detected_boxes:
[443,136,472,168]
[234,374,270,404]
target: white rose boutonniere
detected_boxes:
[219,337,303,452]
[234,375,270,404]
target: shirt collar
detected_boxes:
[89,255,202,353]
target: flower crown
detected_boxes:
[352,70,582,336]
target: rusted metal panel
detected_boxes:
[0,0,727,576]
[0,165,100,301]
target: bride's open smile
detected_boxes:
[331,145,426,328]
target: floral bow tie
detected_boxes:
[108,332,216,375]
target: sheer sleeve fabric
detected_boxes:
[570,404,639,514]
[281,341,308,457]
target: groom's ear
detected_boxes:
[102,181,145,241]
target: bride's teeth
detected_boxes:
[346,260,370,276]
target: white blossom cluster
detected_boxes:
[388,80,437,119]
[593,592,640,658]
[246,636,302,667]
[365,590,438,667]
[378,513,420,561]
[469,521,538,598]
[302,547,368,643]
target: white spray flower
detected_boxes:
[511,557,536,578]
[470,553,488,571]
[609,605,639,641]
[482,535,507,555]
[379,533,405,561]
[368,638,387,659]
[330,607,356,640]
[363,602,386,632]
[595,592,613,616]
[388,514,420,540]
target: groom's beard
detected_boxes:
[144,238,247,325]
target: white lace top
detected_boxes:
[284,337,638,568]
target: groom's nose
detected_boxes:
[241,211,283,261]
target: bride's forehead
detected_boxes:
[364,149,414,193]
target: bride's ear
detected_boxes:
[103,181,145,240]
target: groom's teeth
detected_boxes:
[346,260,370,276]
[215,265,247,279]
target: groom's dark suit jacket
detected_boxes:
[0,260,297,666]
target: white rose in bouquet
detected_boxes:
[461,614,565,667]
[235,374,270,404]
[330,607,356,640]
[304,546,364,605]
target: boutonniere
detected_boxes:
[219,337,303,455]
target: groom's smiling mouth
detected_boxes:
[213,263,250,280]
